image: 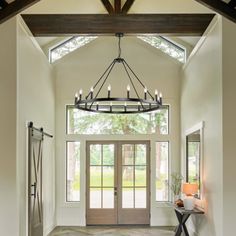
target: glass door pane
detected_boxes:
[89,144,115,209]
[118,142,150,225]
[87,142,117,225]
[121,144,148,209]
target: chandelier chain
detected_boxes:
[118,34,122,58]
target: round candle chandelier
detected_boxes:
[74,33,163,114]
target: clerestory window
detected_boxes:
[138,35,186,63]
[49,36,97,63]
[49,36,185,63]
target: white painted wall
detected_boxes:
[222,18,236,236]
[17,18,56,236]
[0,17,18,236]
[24,0,211,14]
[54,36,181,226]
[0,17,55,236]
[181,18,223,236]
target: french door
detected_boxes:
[86,141,150,225]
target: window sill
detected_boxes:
[155,201,173,208]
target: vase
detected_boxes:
[173,194,180,203]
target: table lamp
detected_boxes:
[182,183,198,210]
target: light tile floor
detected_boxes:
[49,226,175,236]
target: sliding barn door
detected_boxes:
[28,128,44,236]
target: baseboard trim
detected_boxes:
[189,226,198,236]
[45,223,56,236]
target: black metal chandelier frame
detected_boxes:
[74,33,163,114]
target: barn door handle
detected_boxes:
[31,182,36,198]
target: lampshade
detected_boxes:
[182,183,198,196]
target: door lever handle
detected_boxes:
[31,182,36,198]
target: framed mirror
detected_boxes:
[186,122,204,199]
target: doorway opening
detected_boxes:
[86,141,150,225]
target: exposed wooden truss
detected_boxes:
[122,0,135,13]
[100,0,114,14]
[0,0,8,9]
[21,13,215,37]
[194,0,236,23]
[100,0,135,14]
[229,0,236,8]
[0,0,235,27]
[0,0,40,24]
[114,0,121,13]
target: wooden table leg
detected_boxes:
[174,210,190,236]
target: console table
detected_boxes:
[174,206,204,236]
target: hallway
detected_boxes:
[49,226,175,236]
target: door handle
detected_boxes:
[114,187,117,196]
[31,182,36,198]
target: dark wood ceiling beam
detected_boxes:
[122,0,135,13]
[229,0,236,8]
[194,0,236,23]
[21,13,215,37]
[0,0,8,9]
[0,0,40,24]
[100,0,114,14]
[114,0,121,13]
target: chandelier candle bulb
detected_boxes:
[108,85,111,98]
[124,102,127,112]
[155,90,158,101]
[144,87,147,100]
[96,102,99,111]
[79,89,83,100]
[90,87,94,99]
[127,85,130,98]
[75,92,78,103]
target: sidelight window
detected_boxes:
[66,141,80,202]
[156,142,169,202]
